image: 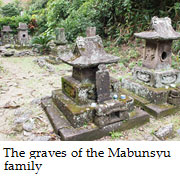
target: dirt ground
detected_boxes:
[0,56,180,141]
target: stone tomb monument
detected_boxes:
[1,26,13,45]
[42,29,149,140]
[48,28,69,64]
[54,28,67,45]
[17,23,29,46]
[121,16,180,118]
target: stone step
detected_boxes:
[59,108,150,140]
[144,103,179,119]
[41,97,71,134]
[52,89,95,128]
[42,96,150,141]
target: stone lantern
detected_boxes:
[1,26,13,45]
[133,17,180,88]
[17,23,29,46]
[42,27,149,140]
[121,17,180,118]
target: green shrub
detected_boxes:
[1,2,22,17]
[31,34,54,54]
[0,14,31,34]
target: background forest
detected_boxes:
[0,0,180,42]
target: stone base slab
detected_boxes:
[144,103,178,118]
[41,97,150,141]
[52,89,94,128]
[120,88,179,118]
[121,78,169,104]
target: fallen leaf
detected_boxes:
[3,101,20,109]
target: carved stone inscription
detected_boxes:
[161,74,177,84]
[136,71,151,83]
[62,80,76,99]
[96,65,111,103]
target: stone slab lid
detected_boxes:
[1,26,12,32]
[134,16,180,40]
[60,35,120,68]
[17,23,28,30]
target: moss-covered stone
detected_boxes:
[62,76,96,105]
[52,89,95,128]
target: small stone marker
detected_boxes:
[96,64,111,103]
[54,28,67,45]
[86,27,96,37]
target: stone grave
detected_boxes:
[17,23,29,46]
[1,26,13,45]
[121,16,180,118]
[41,29,149,141]
[48,28,69,64]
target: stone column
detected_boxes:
[86,27,96,37]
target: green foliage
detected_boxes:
[1,1,22,17]
[50,0,98,41]
[0,14,30,34]
[28,0,49,15]
[1,0,180,44]
[31,34,54,54]
[110,131,123,139]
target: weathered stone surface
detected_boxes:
[72,66,98,83]
[119,88,150,107]
[86,27,96,37]
[17,23,28,30]
[1,26,12,32]
[14,50,34,57]
[167,89,180,105]
[14,110,33,124]
[134,17,180,70]
[133,67,180,88]
[94,99,129,127]
[17,23,29,46]
[96,64,111,103]
[60,35,120,68]
[177,128,180,136]
[2,50,15,57]
[54,28,67,45]
[154,124,173,140]
[58,108,149,141]
[33,57,55,72]
[121,78,169,104]
[62,76,96,105]
[134,17,180,40]
[144,103,177,118]
[1,26,14,45]
[41,97,71,134]
[143,40,172,70]
[23,122,34,132]
[30,135,51,141]
[52,90,95,128]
